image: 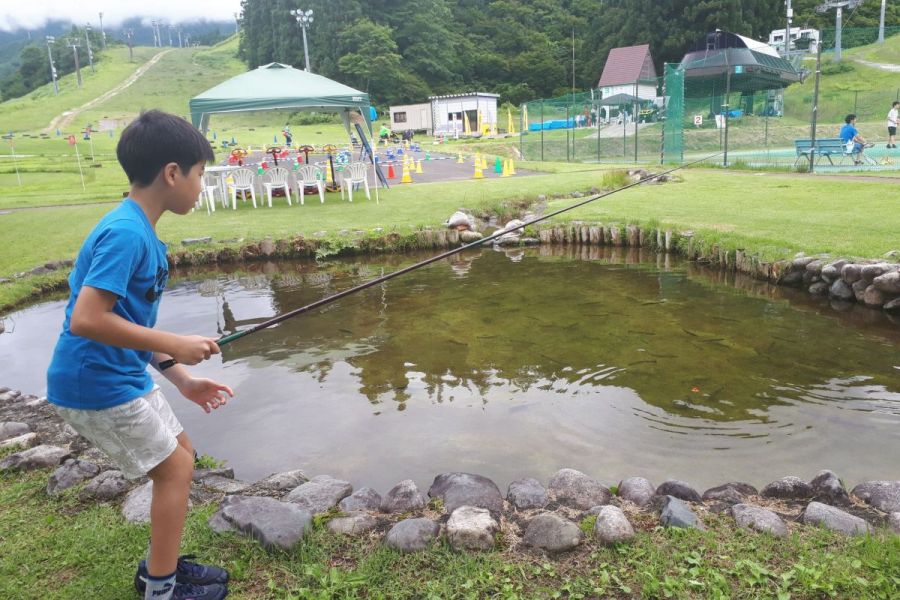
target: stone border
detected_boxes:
[2,387,899,556]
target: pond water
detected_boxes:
[1,247,898,493]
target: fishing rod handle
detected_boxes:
[157,330,246,371]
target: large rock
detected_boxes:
[523,514,583,553]
[801,502,871,536]
[863,285,886,307]
[0,444,71,472]
[861,263,893,283]
[889,513,900,535]
[593,505,635,545]
[122,481,155,524]
[731,504,788,538]
[655,480,701,503]
[840,263,862,284]
[885,297,900,314]
[829,279,855,301]
[618,477,656,507]
[256,469,309,491]
[0,421,30,442]
[809,470,850,506]
[284,475,352,514]
[201,475,251,494]
[506,478,548,510]
[446,506,499,551]
[760,476,813,500]
[702,482,758,504]
[79,470,128,501]
[327,512,379,536]
[383,518,440,553]
[850,481,900,513]
[381,479,427,513]
[222,496,312,550]
[339,487,383,512]
[46,458,100,496]
[0,432,38,450]
[548,468,611,510]
[428,473,503,516]
[660,496,705,530]
[192,467,235,482]
[873,271,900,295]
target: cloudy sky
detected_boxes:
[0,0,243,31]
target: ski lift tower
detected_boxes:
[816,0,863,63]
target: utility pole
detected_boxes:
[46,36,59,95]
[98,12,107,49]
[816,1,862,63]
[84,25,95,73]
[784,0,793,58]
[177,27,183,48]
[66,38,82,87]
[809,41,823,173]
[125,29,134,62]
[879,0,887,43]
[234,12,240,34]
[168,25,174,47]
[290,8,314,72]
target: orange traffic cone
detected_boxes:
[388,163,396,179]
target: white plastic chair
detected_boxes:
[296,165,324,204]
[196,174,218,214]
[262,167,293,207]
[340,162,371,202]
[228,168,257,209]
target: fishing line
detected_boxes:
[160,152,722,370]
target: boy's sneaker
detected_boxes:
[135,555,229,593]
[141,582,227,599]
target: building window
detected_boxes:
[393,112,407,123]
[448,112,462,121]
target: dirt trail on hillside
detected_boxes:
[44,49,174,133]
[851,58,900,73]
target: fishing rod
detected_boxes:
[160,152,722,371]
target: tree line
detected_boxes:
[237,0,898,107]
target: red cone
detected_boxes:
[388,163,396,179]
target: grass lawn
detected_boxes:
[1,468,898,599]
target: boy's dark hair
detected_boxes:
[844,114,856,124]
[893,101,900,108]
[117,110,214,187]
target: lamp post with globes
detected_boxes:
[290,8,314,72]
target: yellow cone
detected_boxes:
[401,161,413,184]
[508,159,517,175]
[501,159,510,177]
[473,162,484,179]
[456,152,464,164]
[415,159,423,174]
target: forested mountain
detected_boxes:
[238,0,895,106]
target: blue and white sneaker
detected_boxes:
[135,555,229,596]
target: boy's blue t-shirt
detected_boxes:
[47,199,169,410]
[840,123,858,143]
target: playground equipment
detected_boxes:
[322,144,340,192]
[229,147,249,166]
[297,144,315,164]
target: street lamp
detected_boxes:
[290,8,314,72]
[46,36,59,95]
[84,24,95,73]
[124,29,134,62]
[98,12,107,49]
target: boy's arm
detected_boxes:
[71,285,219,366]
[150,354,233,413]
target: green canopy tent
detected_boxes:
[189,62,373,135]
[189,62,386,195]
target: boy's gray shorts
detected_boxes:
[54,387,184,479]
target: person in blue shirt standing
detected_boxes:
[47,110,231,600]
[840,113,871,165]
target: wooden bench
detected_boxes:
[794,137,848,166]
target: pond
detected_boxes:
[1,247,898,493]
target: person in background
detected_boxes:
[282,126,293,148]
[887,101,899,149]
[839,114,871,165]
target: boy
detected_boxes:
[839,114,872,165]
[47,110,233,600]
[887,101,899,149]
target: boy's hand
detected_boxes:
[169,335,221,365]
[178,377,234,414]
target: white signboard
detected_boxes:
[693,115,703,127]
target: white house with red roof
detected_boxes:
[597,44,659,101]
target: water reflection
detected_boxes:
[1,247,898,490]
